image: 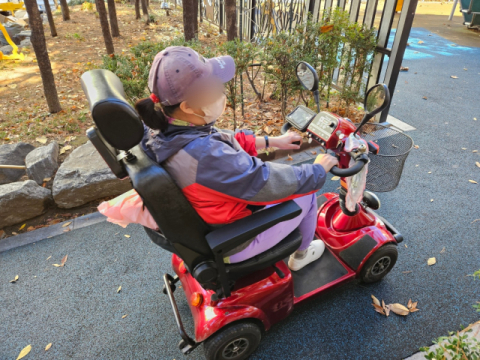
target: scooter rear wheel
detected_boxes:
[359,243,398,283]
[204,321,262,360]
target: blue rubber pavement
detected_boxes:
[1,28,479,360]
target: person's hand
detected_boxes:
[269,131,303,150]
[314,153,339,172]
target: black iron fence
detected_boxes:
[175,0,418,122]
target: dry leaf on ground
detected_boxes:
[407,299,412,308]
[440,247,446,253]
[371,294,380,306]
[427,257,436,265]
[16,345,32,360]
[469,180,478,184]
[389,303,410,316]
[10,275,19,283]
[61,254,68,266]
[476,162,480,168]
[45,343,52,351]
[311,151,317,155]
[36,136,47,144]
[418,40,424,44]
[422,96,428,100]
[450,75,458,79]
[122,314,128,319]
[373,303,386,315]
[331,176,340,181]
[117,286,122,293]
[124,235,131,238]
[286,155,293,161]
[62,221,72,227]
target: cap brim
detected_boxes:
[207,55,235,83]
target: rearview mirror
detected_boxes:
[296,62,319,92]
[364,84,390,115]
[354,84,390,135]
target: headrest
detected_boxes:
[80,69,144,151]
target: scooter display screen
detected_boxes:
[307,112,339,141]
[286,105,317,131]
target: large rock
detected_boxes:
[0,180,52,229]
[19,38,31,48]
[25,141,59,185]
[52,141,131,208]
[0,45,13,55]
[0,142,35,185]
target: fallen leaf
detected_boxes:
[62,221,72,227]
[264,126,273,135]
[400,66,409,71]
[402,270,412,274]
[371,294,381,306]
[46,256,51,260]
[462,147,467,150]
[428,171,432,174]
[117,286,122,293]
[373,303,386,315]
[311,151,317,155]
[36,136,48,144]
[0,229,5,239]
[384,304,390,316]
[122,314,128,319]
[10,275,19,283]
[61,254,68,266]
[286,155,293,161]
[45,343,52,351]
[469,180,478,184]
[414,145,419,149]
[16,345,31,360]
[474,118,477,121]
[124,234,131,238]
[422,96,427,100]
[19,223,26,231]
[427,257,436,265]
[389,303,410,316]
[430,199,434,202]
[450,75,458,79]
[409,307,420,313]
[407,299,412,309]
[418,40,424,44]
[331,176,340,181]
[411,301,418,309]
[440,247,445,253]
[52,264,62,267]
[382,299,388,315]
[476,162,480,168]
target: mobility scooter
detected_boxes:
[80,61,413,360]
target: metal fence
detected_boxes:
[191,0,418,122]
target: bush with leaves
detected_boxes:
[420,328,480,360]
[219,39,259,128]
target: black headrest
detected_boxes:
[80,69,144,151]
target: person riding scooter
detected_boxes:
[134,46,339,271]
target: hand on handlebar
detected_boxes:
[270,131,303,150]
[314,153,339,172]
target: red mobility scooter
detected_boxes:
[80,62,413,360]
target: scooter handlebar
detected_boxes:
[328,152,369,177]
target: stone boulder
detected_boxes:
[0,142,35,185]
[19,38,31,48]
[25,141,59,185]
[0,45,13,55]
[52,141,131,208]
[0,180,52,229]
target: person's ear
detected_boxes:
[179,100,195,115]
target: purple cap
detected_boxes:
[148,46,235,106]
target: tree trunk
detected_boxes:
[134,0,140,19]
[24,0,61,113]
[225,0,237,41]
[95,0,115,54]
[141,0,150,23]
[58,0,70,20]
[107,0,120,37]
[43,0,57,37]
[53,0,58,9]
[182,0,197,41]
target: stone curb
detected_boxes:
[0,212,106,253]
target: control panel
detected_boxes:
[307,111,339,142]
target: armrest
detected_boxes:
[205,200,302,254]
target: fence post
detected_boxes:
[380,0,418,122]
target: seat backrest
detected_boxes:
[81,69,214,270]
[80,69,144,151]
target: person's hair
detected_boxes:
[134,97,180,131]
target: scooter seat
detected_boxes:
[224,228,302,281]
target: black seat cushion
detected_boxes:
[225,228,302,281]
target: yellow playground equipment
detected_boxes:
[0,2,26,61]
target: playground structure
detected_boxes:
[0,2,26,61]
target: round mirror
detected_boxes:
[296,62,319,92]
[364,84,389,114]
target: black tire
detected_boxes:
[359,244,398,283]
[204,321,262,360]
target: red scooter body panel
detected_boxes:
[316,192,396,274]
[172,255,295,343]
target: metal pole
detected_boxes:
[448,0,458,20]
[380,0,418,122]
[0,165,26,169]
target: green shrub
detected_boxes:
[420,329,480,359]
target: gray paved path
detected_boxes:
[1,27,480,360]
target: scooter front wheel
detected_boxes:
[204,321,262,360]
[359,244,398,283]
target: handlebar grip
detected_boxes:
[330,155,369,177]
[281,122,292,135]
[292,141,301,146]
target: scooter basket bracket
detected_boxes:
[163,273,199,354]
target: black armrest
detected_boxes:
[205,200,302,254]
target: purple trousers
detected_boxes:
[227,193,318,263]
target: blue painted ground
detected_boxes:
[1,28,479,360]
